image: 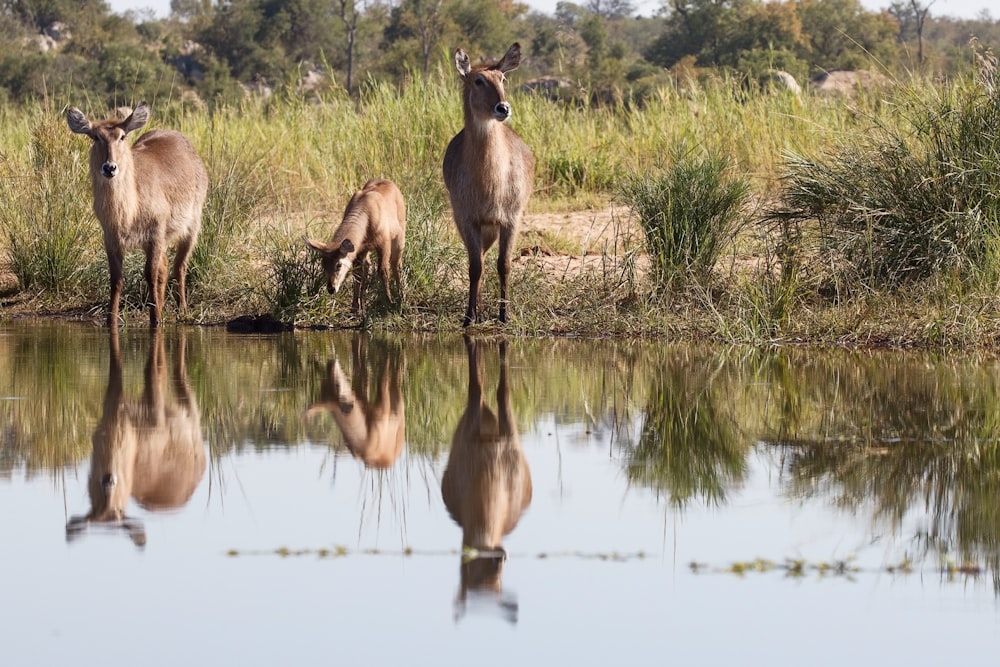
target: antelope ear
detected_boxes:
[66,107,94,136]
[496,43,521,73]
[455,48,471,78]
[304,236,330,255]
[122,101,150,135]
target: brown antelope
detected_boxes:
[441,338,532,622]
[304,335,406,469]
[67,101,208,328]
[66,329,206,547]
[304,178,407,317]
[443,43,535,327]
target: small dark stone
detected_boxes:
[225,314,293,334]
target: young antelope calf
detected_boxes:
[304,178,406,317]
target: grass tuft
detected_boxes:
[617,146,751,292]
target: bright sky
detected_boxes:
[107,0,994,22]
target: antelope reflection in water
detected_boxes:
[67,330,206,546]
[441,338,532,623]
[305,336,406,469]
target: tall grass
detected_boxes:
[3,58,1000,342]
[188,109,275,312]
[771,49,1000,294]
[617,146,751,291]
[0,112,100,294]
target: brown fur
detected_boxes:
[443,43,535,327]
[441,338,532,621]
[304,336,406,469]
[67,102,208,328]
[66,330,206,547]
[304,178,406,317]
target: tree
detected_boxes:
[385,0,449,75]
[797,0,898,71]
[890,0,935,65]
[337,0,365,93]
[644,0,742,69]
[450,0,521,56]
[585,0,634,19]
[170,0,211,22]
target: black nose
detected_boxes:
[100,473,117,490]
[102,163,118,178]
[495,102,511,119]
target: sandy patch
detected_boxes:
[516,205,643,279]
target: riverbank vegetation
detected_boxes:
[1,1,999,346]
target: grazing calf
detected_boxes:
[443,43,535,326]
[441,338,532,622]
[304,178,406,317]
[67,102,208,328]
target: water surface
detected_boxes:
[1,323,999,665]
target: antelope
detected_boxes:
[443,43,535,327]
[304,178,407,317]
[67,329,206,547]
[304,336,406,469]
[441,337,532,622]
[67,101,208,328]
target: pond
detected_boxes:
[1,322,998,665]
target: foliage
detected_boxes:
[0,111,99,293]
[771,50,1000,293]
[625,351,748,507]
[618,147,751,290]
[0,0,998,108]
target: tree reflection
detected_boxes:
[760,350,1000,590]
[442,337,532,624]
[304,335,406,469]
[623,349,748,508]
[67,330,206,547]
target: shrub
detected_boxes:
[618,147,751,291]
[771,48,1000,294]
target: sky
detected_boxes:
[106,0,995,21]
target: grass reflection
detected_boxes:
[757,349,1000,591]
[623,347,749,507]
[7,323,1000,590]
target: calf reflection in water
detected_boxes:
[67,330,206,547]
[441,338,532,623]
[305,336,406,469]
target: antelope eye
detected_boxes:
[475,76,485,87]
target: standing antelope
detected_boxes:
[67,102,208,328]
[441,338,532,622]
[66,329,206,547]
[443,43,535,327]
[304,178,406,317]
[304,335,406,469]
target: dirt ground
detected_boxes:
[515,204,642,278]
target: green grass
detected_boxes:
[2,56,1000,346]
[617,145,751,291]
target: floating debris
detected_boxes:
[225,545,652,561]
[690,555,986,583]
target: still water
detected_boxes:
[1,322,999,665]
